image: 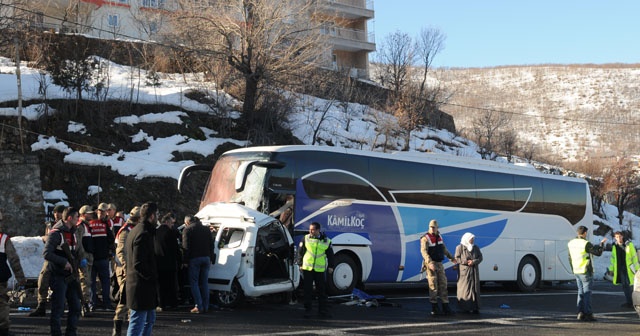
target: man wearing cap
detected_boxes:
[76,205,95,316]
[89,203,115,311]
[568,225,607,322]
[29,204,66,317]
[420,219,457,316]
[111,206,139,336]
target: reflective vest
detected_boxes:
[301,234,331,272]
[568,238,589,274]
[609,241,640,285]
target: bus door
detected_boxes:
[208,226,245,291]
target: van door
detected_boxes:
[208,226,245,291]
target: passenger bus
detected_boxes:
[181,145,592,295]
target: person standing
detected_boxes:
[455,232,483,314]
[108,204,125,237]
[420,219,457,316]
[297,222,334,319]
[154,212,180,311]
[76,205,94,317]
[0,211,26,336]
[44,206,83,336]
[607,231,639,309]
[29,204,65,317]
[125,202,159,336]
[111,206,139,336]
[182,216,213,314]
[89,203,115,311]
[568,225,606,322]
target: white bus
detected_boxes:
[182,145,591,295]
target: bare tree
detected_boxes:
[415,26,445,96]
[375,31,414,96]
[469,110,512,160]
[170,0,328,124]
[499,128,518,162]
[603,158,640,226]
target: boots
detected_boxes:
[112,320,123,336]
[28,302,46,317]
[430,303,442,316]
[443,303,455,315]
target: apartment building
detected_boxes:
[8,0,375,78]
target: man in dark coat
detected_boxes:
[182,216,213,313]
[154,212,180,311]
[125,202,158,336]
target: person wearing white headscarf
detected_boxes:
[455,232,483,313]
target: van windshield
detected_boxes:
[200,153,269,211]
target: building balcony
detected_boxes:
[323,26,376,52]
[317,0,374,19]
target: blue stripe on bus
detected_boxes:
[397,207,498,236]
[401,218,508,281]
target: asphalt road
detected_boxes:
[9,281,640,336]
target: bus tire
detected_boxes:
[516,256,540,292]
[327,254,360,296]
[214,279,245,308]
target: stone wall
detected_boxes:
[0,151,44,237]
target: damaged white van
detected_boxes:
[196,202,299,307]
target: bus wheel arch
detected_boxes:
[327,252,362,296]
[516,255,541,292]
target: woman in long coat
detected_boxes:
[455,232,483,313]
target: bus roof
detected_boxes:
[224,145,585,183]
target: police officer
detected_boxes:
[44,206,83,336]
[0,211,26,336]
[30,204,66,317]
[607,231,639,309]
[420,219,457,316]
[297,222,334,319]
[568,225,606,322]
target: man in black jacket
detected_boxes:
[182,216,213,314]
[154,212,179,311]
[125,202,158,336]
[44,206,82,336]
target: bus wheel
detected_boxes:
[214,279,245,308]
[327,254,360,296]
[516,256,540,292]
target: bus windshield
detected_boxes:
[200,153,269,210]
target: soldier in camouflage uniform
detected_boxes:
[420,219,458,316]
[30,204,65,317]
[111,206,139,336]
[0,211,26,336]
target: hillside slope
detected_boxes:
[431,64,640,161]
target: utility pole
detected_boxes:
[14,36,24,154]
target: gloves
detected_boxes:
[80,258,88,268]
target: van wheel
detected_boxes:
[214,279,245,308]
[327,254,360,296]
[517,256,540,292]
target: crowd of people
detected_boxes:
[1,205,639,335]
[19,202,213,336]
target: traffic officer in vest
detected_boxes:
[0,211,26,336]
[421,219,457,316]
[568,225,606,322]
[607,231,639,309]
[297,222,334,319]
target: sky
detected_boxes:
[372,0,640,68]
[0,57,638,290]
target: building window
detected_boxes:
[107,14,119,27]
[142,0,165,8]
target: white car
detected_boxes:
[196,202,300,307]
[634,270,640,318]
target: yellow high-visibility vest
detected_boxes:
[301,234,331,272]
[568,238,589,274]
[609,242,640,285]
